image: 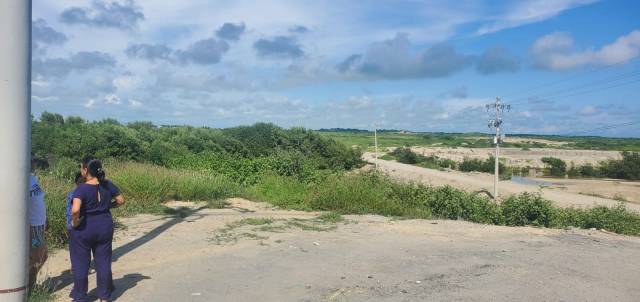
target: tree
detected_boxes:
[40,111,64,126]
[66,116,85,125]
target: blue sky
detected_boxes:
[32,0,640,137]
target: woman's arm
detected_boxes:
[109,181,124,207]
[110,195,125,208]
[71,198,82,227]
[114,195,125,205]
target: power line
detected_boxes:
[508,69,640,104]
[509,76,640,106]
[500,57,639,99]
[562,120,640,136]
[512,70,640,105]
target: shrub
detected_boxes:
[567,164,581,178]
[556,204,640,236]
[579,164,598,178]
[32,112,363,177]
[459,156,508,176]
[424,185,502,224]
[579,204,640,235]
[391,147,419,164]
[599,152,640,180]
[501,193,560,227]
[541,157,566,177]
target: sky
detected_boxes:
[31,0,640,137]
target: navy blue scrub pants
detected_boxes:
[69,213,114,301]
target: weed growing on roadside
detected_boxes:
[27,282,56,302]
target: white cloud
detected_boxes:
[531,32,574,54]
[104,94,121,105]
[32,95,59,102]
[532,30,640,70]
[29,1,640,137]
[84,99,96,108]
[129,99,143,107]
[477,0,597,35]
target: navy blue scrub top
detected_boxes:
[73,181,121,216]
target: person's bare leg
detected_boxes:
[28,244,47,290]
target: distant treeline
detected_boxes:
[317,128,401,133]
[32,112,363,184]
[320,130,640,151]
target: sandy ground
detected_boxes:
[39,198,640,302]
[467,136,570,147]
[408,147,621,169]
[529,177,640,204]
[364,153,640,212]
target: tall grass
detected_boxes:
[248,172,640,236]
[40,159,640,250]
[38,172,73,249]
[243,174,310,210]
[39,160,239,248]
[109,161,239,214]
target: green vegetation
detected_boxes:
[38,159,239,249]
[210,215,345,245]
[385,147,510,177]
[547,152,640,180]
[599,151,640,180]
[318,129,640,151]
[319,131,500,151]
[317,211,345,223]
[387,147,456,170]
[563,136,640,152]
[27,283,56,302]
[459,156,509,177]
[31,113,640,251]
[390,147,420,164]
[541,157,567,177]
[33,112,363,184]
[503,193,640,235]
[248,172,640,235]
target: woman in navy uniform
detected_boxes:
[69,157,124,301]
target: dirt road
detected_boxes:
[364,153,640,212]
[40,199,640,302]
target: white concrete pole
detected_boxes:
[0,1,31,301]
[494,129,500,200]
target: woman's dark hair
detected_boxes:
[82,156,107,189]
[74,172,84,185]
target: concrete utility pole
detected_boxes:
[0,1,31,301]
[373,123,379,170]
[486,97,510,200]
